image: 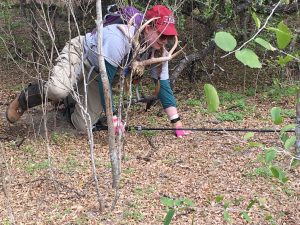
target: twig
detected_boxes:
[0,143,16,225]
[221,1,282,59]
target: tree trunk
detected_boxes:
[96,0,120,188]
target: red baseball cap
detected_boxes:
[145,5,178,36]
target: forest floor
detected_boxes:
[1,7,300,225]
[1,54,300,225]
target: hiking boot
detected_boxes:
[6,95,25,123]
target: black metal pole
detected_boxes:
[92,125,295,133]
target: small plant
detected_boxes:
[219,91,245,103]
[123,210,144,221]
[161,197,195,225]
[227,99,246,110]
[281,109,295,118]
[263,81,298,101]
[74,215,89,224]
[25,160,49,175]
[63,157,79,172]
[133,185,156,196]
[215,195,272,224]
[123,167,135,174]
[22,144,35,155]
[51,132,69,145]
[143,130,157,138]
[186,98,202,107]
[216,111,244,122]
[2,218,11,225]
[243,107,294,184]
[51,132,61,144]
[0,0,13,30]
[123,203,145,222]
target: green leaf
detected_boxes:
[251,11,261,28]
[254,38,276,51]
[270,166,288,183]
[271,107,283,125]
[163,209,175,225]
[241,212,252,223]
[265,148,277,164]
[247,142,263,148]
[268,22,292,50]
[291,158,299,168]
[277,55,293,66]
[281,124,296,133]
[277,21,292,49]
[244,132,254,141]
[182,198,195,207]
[204,84,220,112]
[214,32,237,52]
[284,135,296,150]
[280,132,289,143]
[215,195,224,203]
[246,199,257,211]
[174,199,183,207]
[235,49,262,68]
[280,176,288,183]
[270,166,280,178]
[224,211,232,224]
[265,215,273,220]
[224,201,230,209]
[258,198,267,206]
[161,197,174,207]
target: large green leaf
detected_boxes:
[254,38,276,51]
[268,21,291,50]
[235,49,262,68]
[214,32,237,52]
[270,107,283,125]
[204,84,219,112]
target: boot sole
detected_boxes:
[6,96,24,123]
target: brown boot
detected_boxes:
[6,95,25,123]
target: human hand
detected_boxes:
[174,122,192,138]
[113,115,125,135]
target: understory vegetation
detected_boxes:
[0,0,299,224]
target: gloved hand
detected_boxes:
[175,123,192,138]
[113,115,125,135]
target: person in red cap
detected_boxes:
[6,4,191,138]
[141,5,192,138]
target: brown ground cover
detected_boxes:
[1,7,300,224]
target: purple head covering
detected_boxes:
[121,6,143,27]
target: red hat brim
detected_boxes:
[156,23,178,36]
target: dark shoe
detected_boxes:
[6,95,25,123]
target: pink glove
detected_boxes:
[113,116,125,135]
[175,124,192,138]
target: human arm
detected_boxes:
[155,79,192,138]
